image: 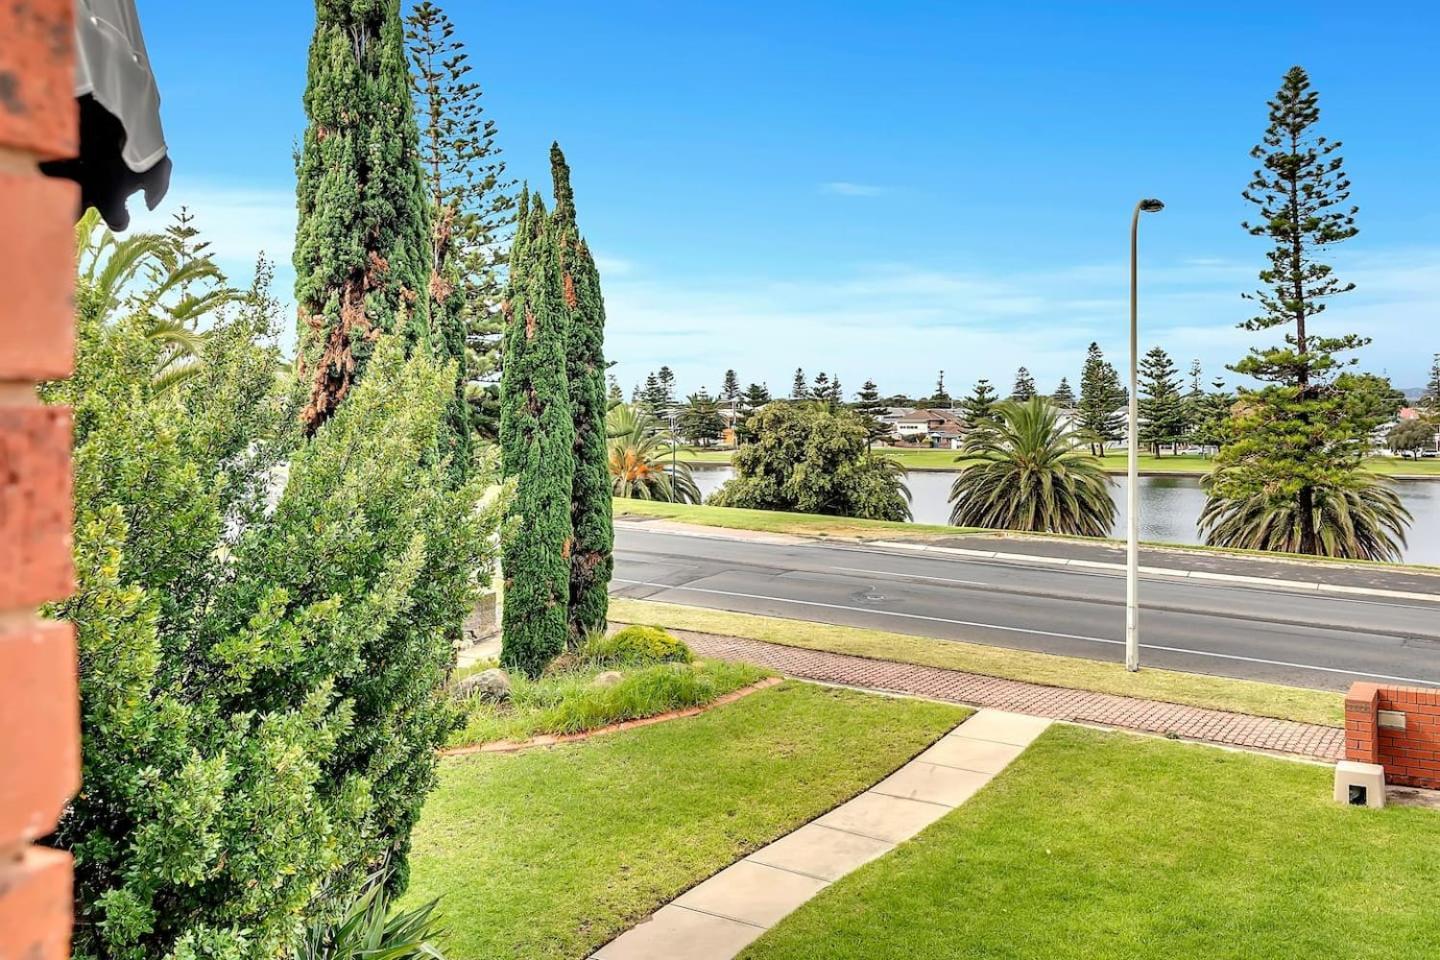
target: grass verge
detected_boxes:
[405,682,967,960]
[742,724,1440,960]
[448,659,771,747]
[609,598,1343,727]
[613,497,972,539]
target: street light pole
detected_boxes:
[1127,198,1164,672]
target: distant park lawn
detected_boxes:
[742,724,1440,960]
[613,497,972,538]
[682,446,1440,476]
[404,682,966,960]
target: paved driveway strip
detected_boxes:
[591,710,1052,960]
[671,630,1345,760]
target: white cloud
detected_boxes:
[820,181,889,197]
[600,248,1440,397]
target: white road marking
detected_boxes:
[830,566,989,588]
[613,577,1440,687]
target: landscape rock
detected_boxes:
[592,671,624,689]
[454,668,511,703]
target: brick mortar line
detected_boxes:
[666,629,1345,762]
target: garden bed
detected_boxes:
[448,647,773,748]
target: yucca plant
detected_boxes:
[948,397,1116,535]
[301,870,446,960]
[606,403,702,503]
[1199,470,1410,562]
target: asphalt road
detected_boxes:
[611,527,1440,692]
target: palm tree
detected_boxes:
[74,208,237,391]
[1199,470,1410,562]
[606,404,702,504]
[948,397,1116,535]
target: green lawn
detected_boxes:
[613,497,972,539]
[405,682,967,960]
[683,446,1440,476]
[611,598,1344,726]
[742,724,1440,960]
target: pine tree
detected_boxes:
[736,382,771,444]
[551,144,611,643]
[1011,367,1036,402]
[1205,66,1407,560]
[1183,359,1205,440]
[960,378,1000,431]
[1078,343,1125,455]
[680,389,725,446]
[498,192,574,676]
[1423,353,1440,418]
[607,375,623,406]
[406,1,516,447]
[296,0,431,433]
[1138,346,1185,455]
[640,371,668,418]
[1192,377,1234,453]
[657,365,676,407]
[853,379,890,448]
[791,367,809,400]
[930,370,952,407]
[1051,377,1076,410]
[812,371,837,406]
[721,369,741,402]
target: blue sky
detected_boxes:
[132,1,1440,398]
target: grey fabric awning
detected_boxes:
[42,0,171,229]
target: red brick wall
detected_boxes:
[1345,682,1440,790]
[0,2,80,958]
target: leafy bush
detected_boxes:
[584,625,693,666]
[47,246,499,959]
[711,402,912,521]
[449,660,769,746]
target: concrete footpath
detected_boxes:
[592,709,1053,960]
[677,630,1344,761]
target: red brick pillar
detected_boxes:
[1344,682,1380,765]
[0,2,80,958]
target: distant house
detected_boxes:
[893,408,967,447]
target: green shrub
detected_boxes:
[47,234,499,959]
[584,625,693,667]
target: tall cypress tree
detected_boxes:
[296,0,431,433]
[499,191,575,676]
[550,144,613,643]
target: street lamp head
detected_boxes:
[1139,198,1165,213]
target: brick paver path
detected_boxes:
[677,631,1345,761]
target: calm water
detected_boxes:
[690,466,1440,565]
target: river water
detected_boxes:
[689,465,1440,566]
